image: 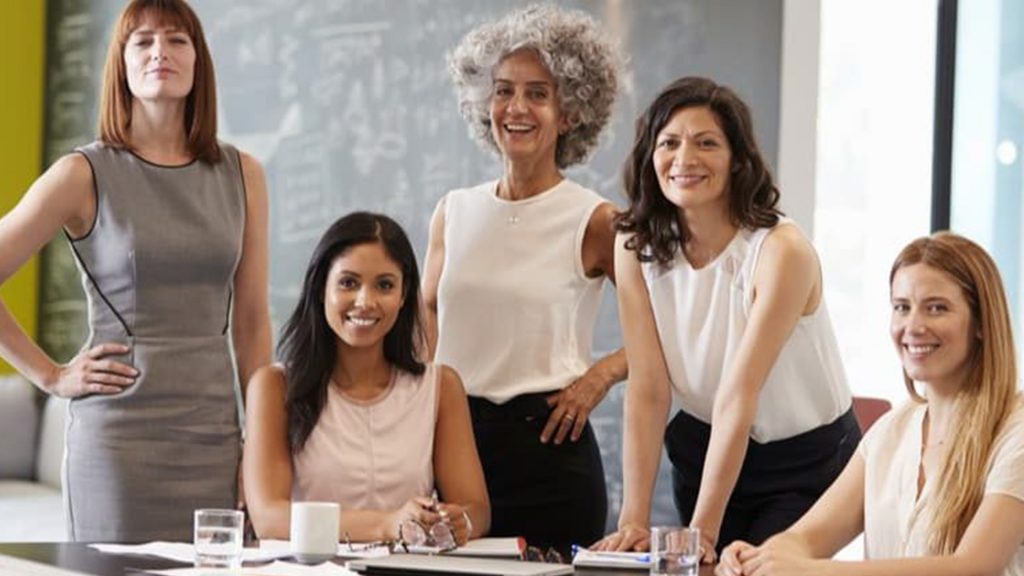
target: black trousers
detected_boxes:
[469,393,608,555]
[666,407,861,552]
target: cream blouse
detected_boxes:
[859,398,1024,575]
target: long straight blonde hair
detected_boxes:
[890,232,1018,554]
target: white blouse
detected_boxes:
[641,221,851,442]
[435,179,606,403]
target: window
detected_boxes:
[815,0,938,405]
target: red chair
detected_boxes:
[852,396,892,434]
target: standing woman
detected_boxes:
[596,77,858,559]
[422,5,624,553]
[0,0,271,541]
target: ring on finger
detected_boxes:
[564,412,576,421]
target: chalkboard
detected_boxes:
[39,0,782,532]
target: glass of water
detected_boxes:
[650,526,700,576]
[194,509,244,569]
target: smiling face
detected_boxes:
[123,11,196,102]
[324,242,405,351]
[652,106,733,217]
[890,263,977,392]
[489,49,567,168]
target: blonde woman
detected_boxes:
[717,232,1024,576]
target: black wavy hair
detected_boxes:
[616,76,782,265]
[278,212,425,453]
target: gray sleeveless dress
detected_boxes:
[64,142,245,542]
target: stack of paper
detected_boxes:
[571,549,651,571]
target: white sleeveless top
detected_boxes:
[436,179,606,403]
[291,364,439,510]
[641,220,851,442]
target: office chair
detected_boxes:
[852,396,893,434]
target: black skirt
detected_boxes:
[469,392,608,554]
[665,407,861,550]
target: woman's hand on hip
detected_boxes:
[541,369,611,444]
[48,343,137,398]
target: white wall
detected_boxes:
[778,0,820,235]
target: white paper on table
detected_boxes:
[571,549,651,571]
[89,541,291,564]
[258,539,390,560]
[141,559,358,576]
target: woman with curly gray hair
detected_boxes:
[421,4,623,553]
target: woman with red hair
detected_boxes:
[0,0,271,541]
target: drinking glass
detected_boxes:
[194,508,244,569]
[650,526,700,576]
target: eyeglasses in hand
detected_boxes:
[398,517,458,552]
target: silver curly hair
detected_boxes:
[447,4,621,169]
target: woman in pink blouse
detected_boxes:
[243,212,489,545]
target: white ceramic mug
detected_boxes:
[290,501,340,563]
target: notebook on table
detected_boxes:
[347,554,573,575]
[571,548,651,571]
[404,537,525,558]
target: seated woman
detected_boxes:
[717,232,1024,576]
[244,212,490,545]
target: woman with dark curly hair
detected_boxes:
[594,77,859,562]
[421,4,624,553]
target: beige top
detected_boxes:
[292,364,440,511]
[860,398,1024,574]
